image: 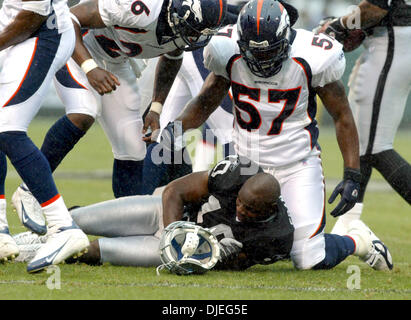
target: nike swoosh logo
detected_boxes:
[45,240,70,264]
[21,202,29,224]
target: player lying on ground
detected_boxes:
[13,155,392,272]
[160,0,393,270]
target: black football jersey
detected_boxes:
[197,155,294,270]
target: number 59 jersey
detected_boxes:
[204,26,346,168]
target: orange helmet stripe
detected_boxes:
[256,0,264,35]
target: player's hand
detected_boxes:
[158,121,185,152]
[218,238,243,263]
[313,17,347,42]
[328,168,361,217]
[86,67,120,95]
[142,110,160,142]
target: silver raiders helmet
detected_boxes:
[157,221,220,275]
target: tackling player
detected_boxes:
[162,0,393,270]
[0,0,89,272]
[10,0,229,233]
[314,0,411,234]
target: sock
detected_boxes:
[358,155,373,202]
[372,149,411,204]
[330,203,363,235]
[312,234,355,270]
[0,131,58,204]
[0,198,8,231]
[40,115,86,172]
[0,151,6,197]
[112,159,144,198]
[41,195,72,228]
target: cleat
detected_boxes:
[13,231,47,246]
[27,222,89,273]
[0,229,20,261]
[347,220,393,271]
[12,186,47,235]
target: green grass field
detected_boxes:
[0,117,410,301]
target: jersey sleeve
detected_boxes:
[311,48,346,88]
[204,28,238,80]
[98,0,161,28]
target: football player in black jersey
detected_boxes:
[315,0,411,234]
[12,155,294,271]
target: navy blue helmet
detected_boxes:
[168,0,228,51]
[237,0,296,77]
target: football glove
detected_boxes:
[218,238,243,264]
[328,168,361,217]
[313,16,348,42]
[160,121,185,152]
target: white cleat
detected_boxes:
[12,186,47,235]
[13,231,47,246]
[347,220,393,271]
[15,243,44,263]
[0,228,20,261]
[26,222,89,273]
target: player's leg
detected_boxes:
[69,195,163,266]
[11,56,100,235]
[97,61,146,198]
[0,151,19,260]
[0,26,89,272]
[271,154,391,270]
[70,195,163,237]
[333,27,411,234]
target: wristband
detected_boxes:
[81,59,98,74]
[150,102,163,115]
[164,53,184,60]
[343,167,362,183]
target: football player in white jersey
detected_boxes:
[314,0,411,235]
[0,0,89,272]
[10,0,228,232]
[163,0,393,270]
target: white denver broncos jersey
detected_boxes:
[0,0,72,34]
[84,0,186,62]
[204,25,346,167]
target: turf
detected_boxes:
[1,117,410,301]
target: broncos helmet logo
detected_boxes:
[182,0,203,23]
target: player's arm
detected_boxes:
[162,171,210,227]
[176,72,231,131]
[142,49,184,141]
[316,80,362,217]
[341,0,388,30]
[70,0,120,95]
[0,0,50,51]
[316,80,359,170]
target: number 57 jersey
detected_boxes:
[204,26,346,168]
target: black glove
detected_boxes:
[218,238,243,264]
[323,17,349,42]
[328,168,361,217]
